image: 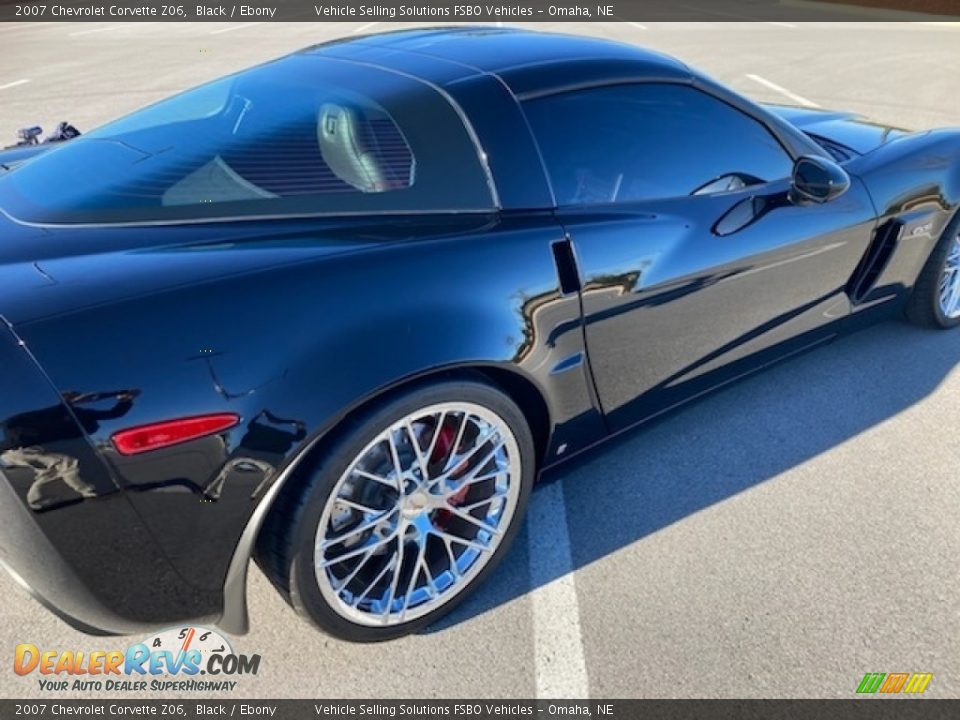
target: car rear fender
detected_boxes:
[14,217,605,632]
[0,319,211,634]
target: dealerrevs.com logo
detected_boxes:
[14,627,261,693]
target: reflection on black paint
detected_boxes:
[0,389,138,512]
[203,410,307,501]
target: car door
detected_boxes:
[522,82,878,431]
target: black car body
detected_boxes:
[1,27,958,637]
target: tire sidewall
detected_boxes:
[922,212,960,328]
[286,379,536,642]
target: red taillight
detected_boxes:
[111,413,240,456]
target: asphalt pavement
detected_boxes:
[0,20,958,700]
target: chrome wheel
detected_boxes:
[314,402,521,627]
[938,231,960,319]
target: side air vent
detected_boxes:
[846,219,902,304]
[552,238,581,295]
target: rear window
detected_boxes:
[0,55,495,225]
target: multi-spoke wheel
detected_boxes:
[256,379,534,641]
[906,213,960,330]
[937,233,960,320]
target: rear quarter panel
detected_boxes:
[0,323,216,630]
[13,215,603,608]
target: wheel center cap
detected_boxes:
[403,491,429,518]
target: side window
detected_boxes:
[522,83,794,206]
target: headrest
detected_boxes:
[317,103,386,193]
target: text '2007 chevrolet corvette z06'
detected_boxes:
[0,27,958,642]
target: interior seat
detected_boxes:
[317,103,386,193]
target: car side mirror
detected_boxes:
[790,155,850,204]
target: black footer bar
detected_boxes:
[2,699,960,720]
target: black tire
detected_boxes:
[905,211,960,329]
[255,378,536,642]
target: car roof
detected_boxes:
[303,26,693,97]
[295,27,822,210]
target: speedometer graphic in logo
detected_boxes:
[142,626,233,672]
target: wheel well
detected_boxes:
[468,366,551,467]
[252,364,552,600]
[259,364,551,540]
[322,365,551,470]
[345,365,552,469]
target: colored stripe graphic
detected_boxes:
[879,673,909,693]
[857,672,932,694]
[857,673,885,694]
[904,673,933,694]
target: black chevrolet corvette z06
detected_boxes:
[0,27,958,642]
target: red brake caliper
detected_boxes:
[430,422,469,531]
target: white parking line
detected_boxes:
[352,21,380,34]
[0,79,30,91]
[210,22,263,34]
[69,24,125,36]
[527,481,589,699]
[745,73,820,108]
